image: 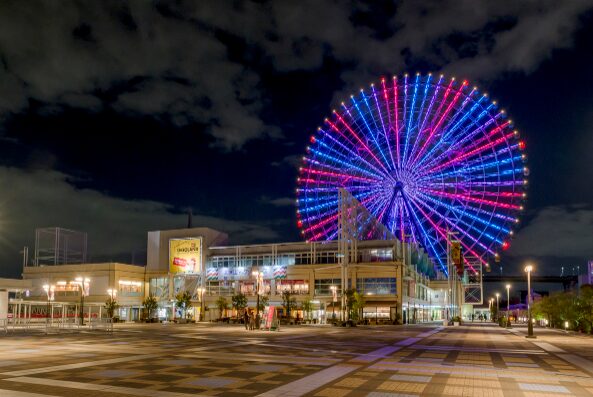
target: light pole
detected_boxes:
[74,277,90,326]
[252,270,262,328]
[495,292,500,319]
[42,284,55,325]
[330,285,337,321]
[506,284,511,328]
[489,298,493,320]
[197,287,205,322]
[525,265,535,338]
[107,288,117,319]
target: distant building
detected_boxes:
[15,227,451,324]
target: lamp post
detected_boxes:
[525,265,535,338]
[106,288,117,319]
[330,285,337,321]
[74,277,90,326]
[197,287,205,322]
[252,270,261,329]
[506,284,511,328]
[495,292,500,321]
[42,284,55,325]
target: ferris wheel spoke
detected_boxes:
[348,95,392,171]
[373,84,397,170]
[320,128,390,178]
[415,191,505,246]
[419,109,508,172]
[405,74,437,167]
[393,77,402,167]
[405,196,452,272]
[409,195,490,265]
[415,101,500,171]
[329,113,390,175]
[410,79,467,168]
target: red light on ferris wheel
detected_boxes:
[502,241,510,251]
[518,141,526,150]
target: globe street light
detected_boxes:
[505,284,511,328]
[42,284,55,325]
[330,285,337,320]
[525,265,535,338]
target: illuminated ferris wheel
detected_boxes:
[296,73,528,273]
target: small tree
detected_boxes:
[175,291,193,319]
[352,291,365,322]
[302,299,313,320]
[232,293,248,318]
[143,294,158,320]
[281,290,297,318]
[216,296,229,319]
[345,288,356,320]
[105,296,119,319]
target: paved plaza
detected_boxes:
[2,323,593,396]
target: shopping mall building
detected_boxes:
[14,227,449,324]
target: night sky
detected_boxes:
[0,1,592,279]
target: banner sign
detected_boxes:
[169,237,202,274]
[273,266,287,279]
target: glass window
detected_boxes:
[314,278,342,296]
[357,278,396,295]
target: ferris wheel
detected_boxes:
[296,73,528,273]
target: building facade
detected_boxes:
[16,227,448,324]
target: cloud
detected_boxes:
[260,196,295,207]
[0,167,279,276]
[193,1,592,104]
[0,1,591,149]
[508,205,593,258]
[0,2,278,149]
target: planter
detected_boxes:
[453,321,460,326]
[443,319,448,326]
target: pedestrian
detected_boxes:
[244,310,249,330]
[249,312,255,330]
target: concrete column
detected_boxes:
[0,290,8,320]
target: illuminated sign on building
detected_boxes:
[169,237,202,274]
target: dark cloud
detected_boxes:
[509,204,593,258]
[260,196,295,207]
[0,167,280,277]
[0,1,278,149]
[1,1,591,147]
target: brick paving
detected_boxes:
[1,323,593,396]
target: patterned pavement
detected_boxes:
[1,323,593,396]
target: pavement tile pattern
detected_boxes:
[2,323,593,396]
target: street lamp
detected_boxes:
[330,285,337,320]
[197,287,205,322]
[506,284,511,328]
[73,277,91,326]
[42,284,55,325]
[252,270,262,329]
[524,265,535,338]
[495,292,500,321]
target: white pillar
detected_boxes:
[0,290,8,320]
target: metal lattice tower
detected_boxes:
[33,227,88,267]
